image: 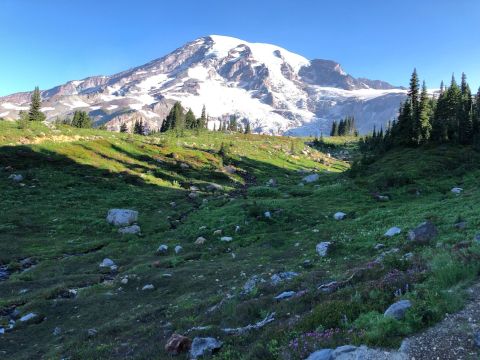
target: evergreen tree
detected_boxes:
[474,87,480,135]
[459,73,473,144]
[185,109,196,129]
[28,87,46,122]
[229,115,238,131]
[338,119,346,136]
[120,123,128,133]
[244,120,251,134]
[133,119,145,135]
[330,121,338,136]
[161,102,185,132]
[416,81,433,143]
[71,111,92,128]
[199,105,207,129]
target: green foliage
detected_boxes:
[70,110,92,128]
[28,86,46,122]
[353,312,411,347]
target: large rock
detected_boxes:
[306,349,333,360]
[165,333,192,355]
[384,299,412,320]
[190,337,223,359]
[316,242,331,257]
[303,173,319,183]
[407,221,437,244]
[106,209,138,226]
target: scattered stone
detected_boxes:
[316,242,331,257]
[374,243,385,250]
[224,165,236,174]
[190,337,223,359]
[99,258,116,269]
[156,245,168,254]
[8,174,23,182]
[235,225,241,233]
[195,237,207,245]
[120,277,129,285]
[0,265,9,281]
[0,328,4,335]
[118,224,141,235]
[188,192,199,199]
[264,211,272,218]
[454,221,467,230]
[142,284,155,291]
[385,226,401,237]
[87,328,98,337]
[180,163,190,169]
[318,280,339,294]
[266,178,277,187]
[106,209,138,226]
[19,313,37,322]
[451,187,463,194]
[303,173,319,183]
[213,229,222,236]
[53,327,62,336]
[206,183,223,192]
[199,225,207,230]
[220,236,233,242]
[384,299,412,320]
[303,259,313,268]
[270,271,298,285]
[333,212,346,220]
[242,275,266,294]
[174,245,183,254]
[165,333,192,355]
[274,291,296,300]
[190,186,200,191]
[170,201,176,207]
[403,252,414,261]
[407,221,438,244]
[374,194,390,202]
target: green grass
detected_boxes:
[1,120,480,359]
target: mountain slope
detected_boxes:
[0,35,407,134]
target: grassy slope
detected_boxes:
[0,121,479,359]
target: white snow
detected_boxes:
[0,111,9,117]
[107,105,119,111]
[60,98,90,109]
[1,103,28,111]
[41,107,55,111]
[90,106,101,110]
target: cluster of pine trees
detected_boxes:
[361,69,480,154]
[69,111,92,128]
[212,115,251,134]
[160,102,208,132]
[330,116,358,137]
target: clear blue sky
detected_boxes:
[1,0,479,96]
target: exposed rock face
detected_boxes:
[106,209,138,227]
[0,35,406,135]
[407,221,438,244]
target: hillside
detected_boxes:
[0,35,406,135]
[1,122,480,359]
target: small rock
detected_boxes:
[190,186,200,191]
[206,183,223,192]
[0,328,4,335]
[156,245,168,254]
[19,313,37,322]
[384,299,412,320]
[180,163,190,169]
[99,258,115,268]
[454,221,467,230]
[142,284,155,291]
[451,187,463,194]
[264,211,272,218]
[224,165,236,174]
[220,236,233,242]
[303,173,319,183]
[316,242,331,257]
[174,245,183,254]
[188,192,199,199]
[53,327,62,336]
[106,209,138,226]
[170,201,176,207]
[190,337,223,359]
[374,243,385,250]
[270,271,298,285]
[120,277,129,284]
[403,252,414,261]
[242,275,265,294]
[384,227,401,237]
[306,349,333,360]
[266,178,277,187]
[235,225,241,233]
[118,224,141,235]
[8,174,23,182]
[274,291,296,300]
[333,212,346,220]
[213,229,222,236]
[195,237,207,245]
[408,221,438,244]
[87,328,98,337]
[374,194,390,202]
[165,333,192,355]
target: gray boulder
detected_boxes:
[106,209,138,226]
[333,212,346,220]
[174,245,183,254]
[157,245,168,254]
[303,173,319,183]
[118,225,141,235]
[451,187,463,194]
[19,313,37,322]
[384,299,412,320]
[407,221,438,244]
[316,242,331,257]
[274,291,296,300]
[384,227,401,237]
[306,349,333,360]
[190,337,223,359]
[8,174,23,182]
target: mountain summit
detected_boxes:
[0,35,406,134]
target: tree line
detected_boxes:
[360,69,480,154]
[330,116,358,137]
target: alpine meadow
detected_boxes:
[1,1,480,359]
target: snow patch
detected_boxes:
[1,103,28,111]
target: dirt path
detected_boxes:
[401,282,480,359]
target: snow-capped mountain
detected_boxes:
[0,35,407,135]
